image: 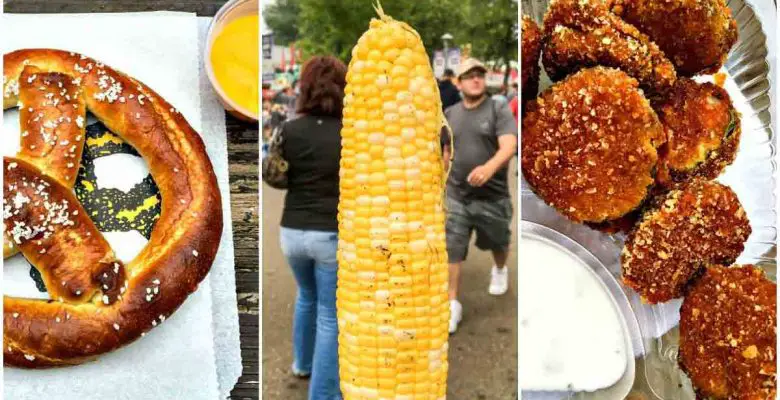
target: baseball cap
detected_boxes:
[457,58,487,78]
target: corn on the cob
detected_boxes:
[337,3,450,399]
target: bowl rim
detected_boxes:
[520,220,640,398]
[204,0,259,121]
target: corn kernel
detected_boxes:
[336,4,449,398]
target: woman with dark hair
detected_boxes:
[277,55,346,400]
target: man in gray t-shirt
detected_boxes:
[440,58,518,334]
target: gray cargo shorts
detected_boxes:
[445,195,513,264]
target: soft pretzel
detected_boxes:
[2,49,223,367]
[3,66,87,259]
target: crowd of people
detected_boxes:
[264,66,519,160]
[264,56,518,400]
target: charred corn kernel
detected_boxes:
[337,3,449,399]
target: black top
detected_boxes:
[438,79,461,110]
[279,115,342,231]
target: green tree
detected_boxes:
[266,0,469,62]
[263,0,518,82]
[465,0,518,86]
[263,0,301,46]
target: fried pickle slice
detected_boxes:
[679,265,776,400]
[613,0,738,76]
[541,0,677,94]
[522,67,664,224]
[522,15,543,112]
[654,78,741,189]
[621,180,751,304]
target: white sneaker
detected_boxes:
[489,265,509,295]
[449,299,463,334]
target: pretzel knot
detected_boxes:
[2,49,223,368]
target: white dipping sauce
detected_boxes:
[519,237,627,392]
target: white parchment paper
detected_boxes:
[1,12,242,399]
[198,16,244,400]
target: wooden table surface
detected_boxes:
[4,1,260,399]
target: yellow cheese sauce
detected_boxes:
[210,14,259,116]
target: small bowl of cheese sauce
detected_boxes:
[205,0,259,122]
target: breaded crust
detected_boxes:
[521,66,665,223]
[654,78,742,189]
[679,265,776,400]
[585,204,646,234]
[621,180,751,304]
[613,0,738,76]
[541,0,677,94]
[521,15,543,111]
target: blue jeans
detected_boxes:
[280,227,342,400]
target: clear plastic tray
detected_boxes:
[520,0,776,398]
